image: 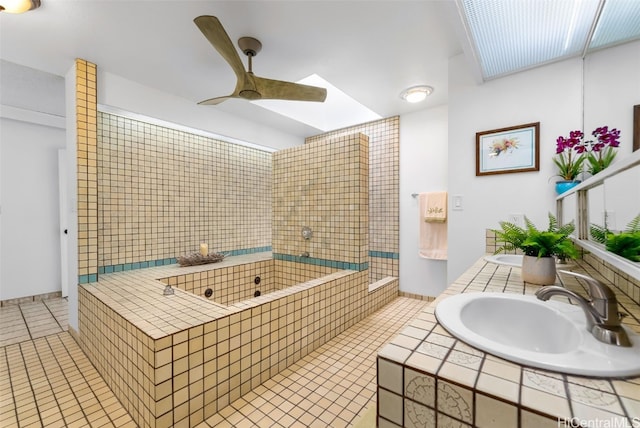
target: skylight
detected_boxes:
[590,0,640,49]
[252,74,382,132]
[457,0,640,81]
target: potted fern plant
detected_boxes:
[493,213,579,285]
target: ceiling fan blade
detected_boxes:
[198,95,235,105]
[252,76,327,102]
[194,15,246,79]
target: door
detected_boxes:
[58,149,68,297]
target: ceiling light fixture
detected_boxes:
[400,85,434,103]
[0,0,40,13]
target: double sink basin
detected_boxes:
[435,292,640,377]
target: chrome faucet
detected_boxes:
[299,251,310,258]
[535,270,631,347]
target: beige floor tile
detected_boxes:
[3,295,427,428]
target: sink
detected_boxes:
[435,293,640,377]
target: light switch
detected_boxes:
[452,195,463,211]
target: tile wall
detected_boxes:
[97,112,272,273]
[273,133,369,270]
[582,252,640,305]
[306,117,400,282]
[159,260,275,305]
[76,59,99,283]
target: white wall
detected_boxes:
[447,55,584,285]
[0,119,66,300]
[446,41,640,286]
[399,105,448,296]
[583,40,640,160]
[0,62,66,301]
[98,71,304,151]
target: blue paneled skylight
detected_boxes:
[458,0,640,81]
[590,0,640,49]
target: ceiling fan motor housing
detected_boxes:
[238,37,262,57]
[239,89,261,100]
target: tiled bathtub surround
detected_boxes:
[273,133,369,268]
[306,117,400,282]
[159,259,276,306]
[160,258,343,306]
[377,258,640,428]
[77,253,399,427]
[97,112,272,271]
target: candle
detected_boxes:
[200,243,208,256]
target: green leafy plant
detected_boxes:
[606,233,640,262]
[590,214,640,262]
[494,213,578,260]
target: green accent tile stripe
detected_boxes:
[97,247,272,277]
[272,253,368,271]
[226,246,272,256]
[78,274,98,284]
[370,251,399,259]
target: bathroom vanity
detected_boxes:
[376,256,640,427]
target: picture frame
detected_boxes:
[476,122,540,176]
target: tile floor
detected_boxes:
[0,296,429,427]
[0,298,68,347]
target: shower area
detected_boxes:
[95,112,399,292]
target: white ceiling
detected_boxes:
[0,0,464,138]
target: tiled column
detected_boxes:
[75,59,99,284]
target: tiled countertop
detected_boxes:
[80,252,272,339]
[377,257,640,427]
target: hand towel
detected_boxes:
[419,192,448,260]
[424,191,447,223]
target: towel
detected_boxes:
[419,192,448,260]
[424,191,447,223]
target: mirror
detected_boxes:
[557,151,640,280]
[604,167,640,233]
[555,41,640,279]
[587,184,605,238]
[582,40,639,245]
[561,193,577,235]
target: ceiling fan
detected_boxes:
[194,15,327,105]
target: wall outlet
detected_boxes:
[508,213,525,228]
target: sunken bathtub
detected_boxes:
[76,252,399,428]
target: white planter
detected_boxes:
[521,255,557,285]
